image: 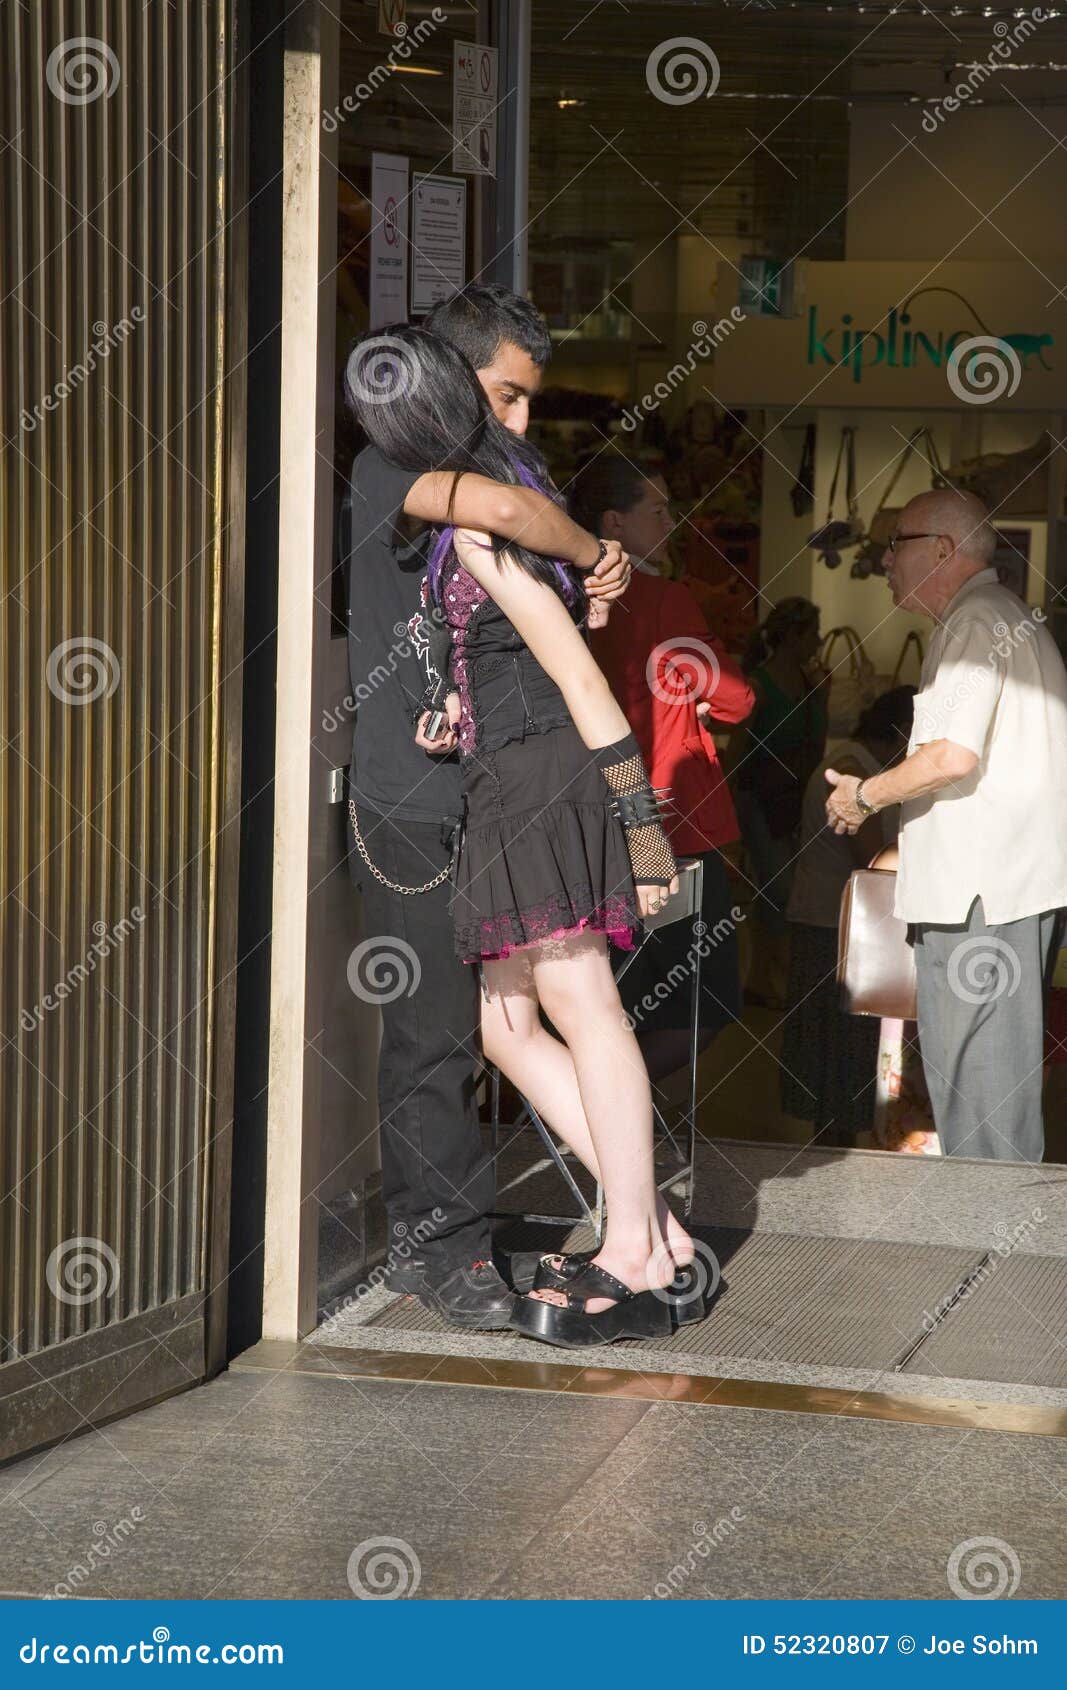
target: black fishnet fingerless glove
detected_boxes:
[594,732,677,889]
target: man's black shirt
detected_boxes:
[346,444,462,825]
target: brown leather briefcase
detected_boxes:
[837,868,917,1020]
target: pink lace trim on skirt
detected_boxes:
[472,910,637,964]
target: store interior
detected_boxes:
[332,0,1067,1158]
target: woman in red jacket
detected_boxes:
[571,453,755,1089]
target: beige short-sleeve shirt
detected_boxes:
[895,569,1067,926]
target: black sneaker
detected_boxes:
[417,1258,515,1330]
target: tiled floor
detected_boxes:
[0,1363,1063,1601]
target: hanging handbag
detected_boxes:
[820,625,881,737]
[790,423,815,518]
[837,867,917,1020]
[851,429,946,579]
[808,427,863,568]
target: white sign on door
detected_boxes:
[369,153,409,329]
[411,173,467,314]
[452,41,497,177]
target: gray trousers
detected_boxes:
[913,898,1061,1163]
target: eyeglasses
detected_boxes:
[886,532,946,555]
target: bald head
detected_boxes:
[906,489,997,567]
[886,488,998,617]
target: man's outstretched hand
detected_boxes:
[824,768,864,835]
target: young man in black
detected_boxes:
[346,285,629,1328]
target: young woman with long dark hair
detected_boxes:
[346,326,700,1347]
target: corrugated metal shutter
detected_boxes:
[0,0,240,1459]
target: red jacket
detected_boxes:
[591,572,754,855]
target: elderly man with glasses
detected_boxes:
[825,488,1067,1163]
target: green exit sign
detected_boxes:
[739,256,795,318]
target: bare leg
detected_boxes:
[481,949,602,1180]
[481,945,692,1275]
[483,933,693,1312]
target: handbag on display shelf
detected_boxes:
[820,625,881,737]
[807,427,863,568]
[837,867,917,1021]
[952,431,1053,517]
[890,629,925,689]
[850,428,947,580]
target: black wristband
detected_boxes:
[593,731,641,770]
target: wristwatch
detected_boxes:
[854,779,878,818]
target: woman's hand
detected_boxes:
[637,876,678,919]
[586,597,611,631]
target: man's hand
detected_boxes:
[584,540,631,604]
[824,768,864,835]
[414,691,461,755]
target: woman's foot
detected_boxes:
[538,1200,692,1289]
[530,1226,694,1315]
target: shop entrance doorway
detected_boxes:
[259,0,527,1341]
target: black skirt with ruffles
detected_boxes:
[451,721,639,964]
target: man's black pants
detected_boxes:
[352,805,494,1273]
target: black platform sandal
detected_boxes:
[510,1262,674,1348]
[530,1249,594,1292]
[533,1254,708,1327]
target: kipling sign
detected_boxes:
[807,292,1054,384]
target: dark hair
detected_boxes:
[423,283,552,372]
[343,324,577,605]
[854,685,916,746]
[742,597,820,673]
[568,452,656,537]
